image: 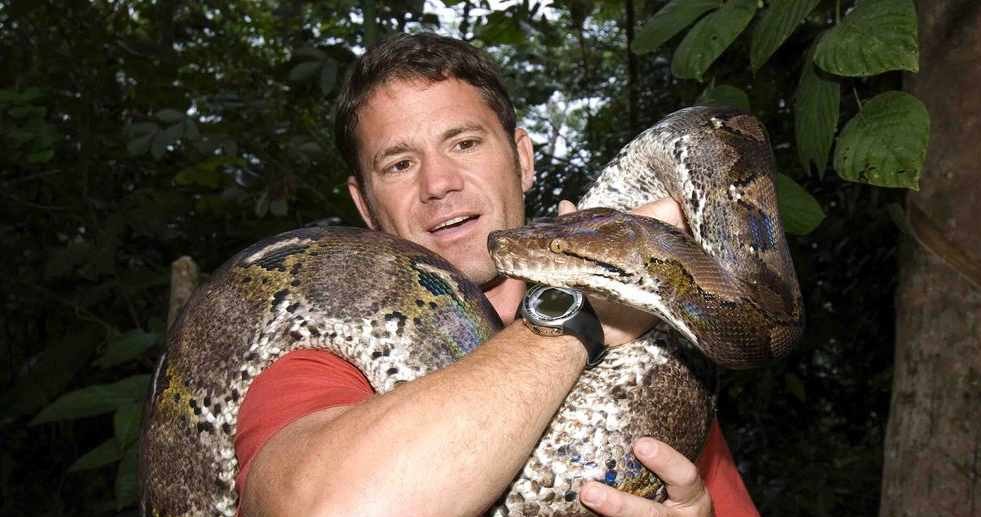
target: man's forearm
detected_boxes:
[242,323,587,517]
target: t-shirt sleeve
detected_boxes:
[234,349,374,496]
[696,419,760,517]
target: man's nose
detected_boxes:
[418,155,464,201]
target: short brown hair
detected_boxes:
[334,33,517,184]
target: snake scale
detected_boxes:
[140,106,803,516]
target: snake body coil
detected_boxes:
[140,107,803,516]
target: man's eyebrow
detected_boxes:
[371,142,413,170]
[441,123,486,141]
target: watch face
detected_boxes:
[525,286,583,323]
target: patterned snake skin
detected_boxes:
[139,106,804,516]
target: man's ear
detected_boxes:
[514,128,535,192]
[346,175,377,230]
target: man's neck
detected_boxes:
[482,277,526,325]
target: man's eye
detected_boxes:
[455,139,480,151]
[387,159,412,173]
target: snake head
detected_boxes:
[488,207,650,294]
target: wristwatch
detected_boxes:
[520,284,606,368]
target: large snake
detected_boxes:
[139,106,803,516]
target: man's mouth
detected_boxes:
[429,214,479,233]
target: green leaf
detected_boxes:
[114,403,143,449]
[156,108,185,124]
[184,119,200,141]
[750,0,820,71]
[127,132,155,157]
[672,0,757,81]
[68,438,122,472]
[288,61,322,82]
[151,122,183,159]
[293,47,327,61]
[834,91,928,190]
[115,446,139,510]
[269,197,288,217]
[785,373,807,402]
[28,148,55,163]
[31,374,150,425]
[477,11,525,45]
[696,84,750,111]
[320,59,338,96]
[815,0,918,76]
[254,190,269,217]
[776,173,825,235]
[95,329,159,368]
[795,44,840,176]
[632,0,721,55]
[0,327,101,417]
[128,121,160,137]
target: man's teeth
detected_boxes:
[433,216,471,231]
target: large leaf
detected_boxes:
[68,438,122,472]
[288,61,322,82]
[834,91,928,190]
[115,446,139,510]
[696,84,750,111]
[750,0,821,71]
[30,374,151,425]
[776,173,825,235]
[94,329,159,368]
[0,327,101,417]
[114,403,143,449]
[795,43,840,176]
[632,0,721,55]
[672,0,757,81]
[815,0,918,77]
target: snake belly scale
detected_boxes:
[140,106,803,516]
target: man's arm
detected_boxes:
[239,323,588,517]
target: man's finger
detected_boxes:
[633,438,705,505]
[580,481,665,517]
[629,198,687,232]
[558,199,577,216]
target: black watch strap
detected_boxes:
[564,295,606,368]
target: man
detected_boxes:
[235,33,758,517]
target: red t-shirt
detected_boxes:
[235,350,759,516]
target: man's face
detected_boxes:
[348,78,535,285]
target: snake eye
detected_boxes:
[548,239,566,253]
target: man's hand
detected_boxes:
[556,198,687,346]
[579,438,714,517]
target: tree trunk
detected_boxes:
[883,2,981,516]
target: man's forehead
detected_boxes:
[356,79,501,153]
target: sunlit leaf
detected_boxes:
[633,0,721,55]
[834,91,928,190]
[776,173,825,235]
[30,375,150,425]
[750,0,820,71]
[672,0,757,81]
[815,0,918,76]
[795,44,839,176]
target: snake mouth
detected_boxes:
[489,234,635,289]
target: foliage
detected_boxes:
[0,1,911,515]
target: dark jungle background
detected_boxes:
[5,1,963,516]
